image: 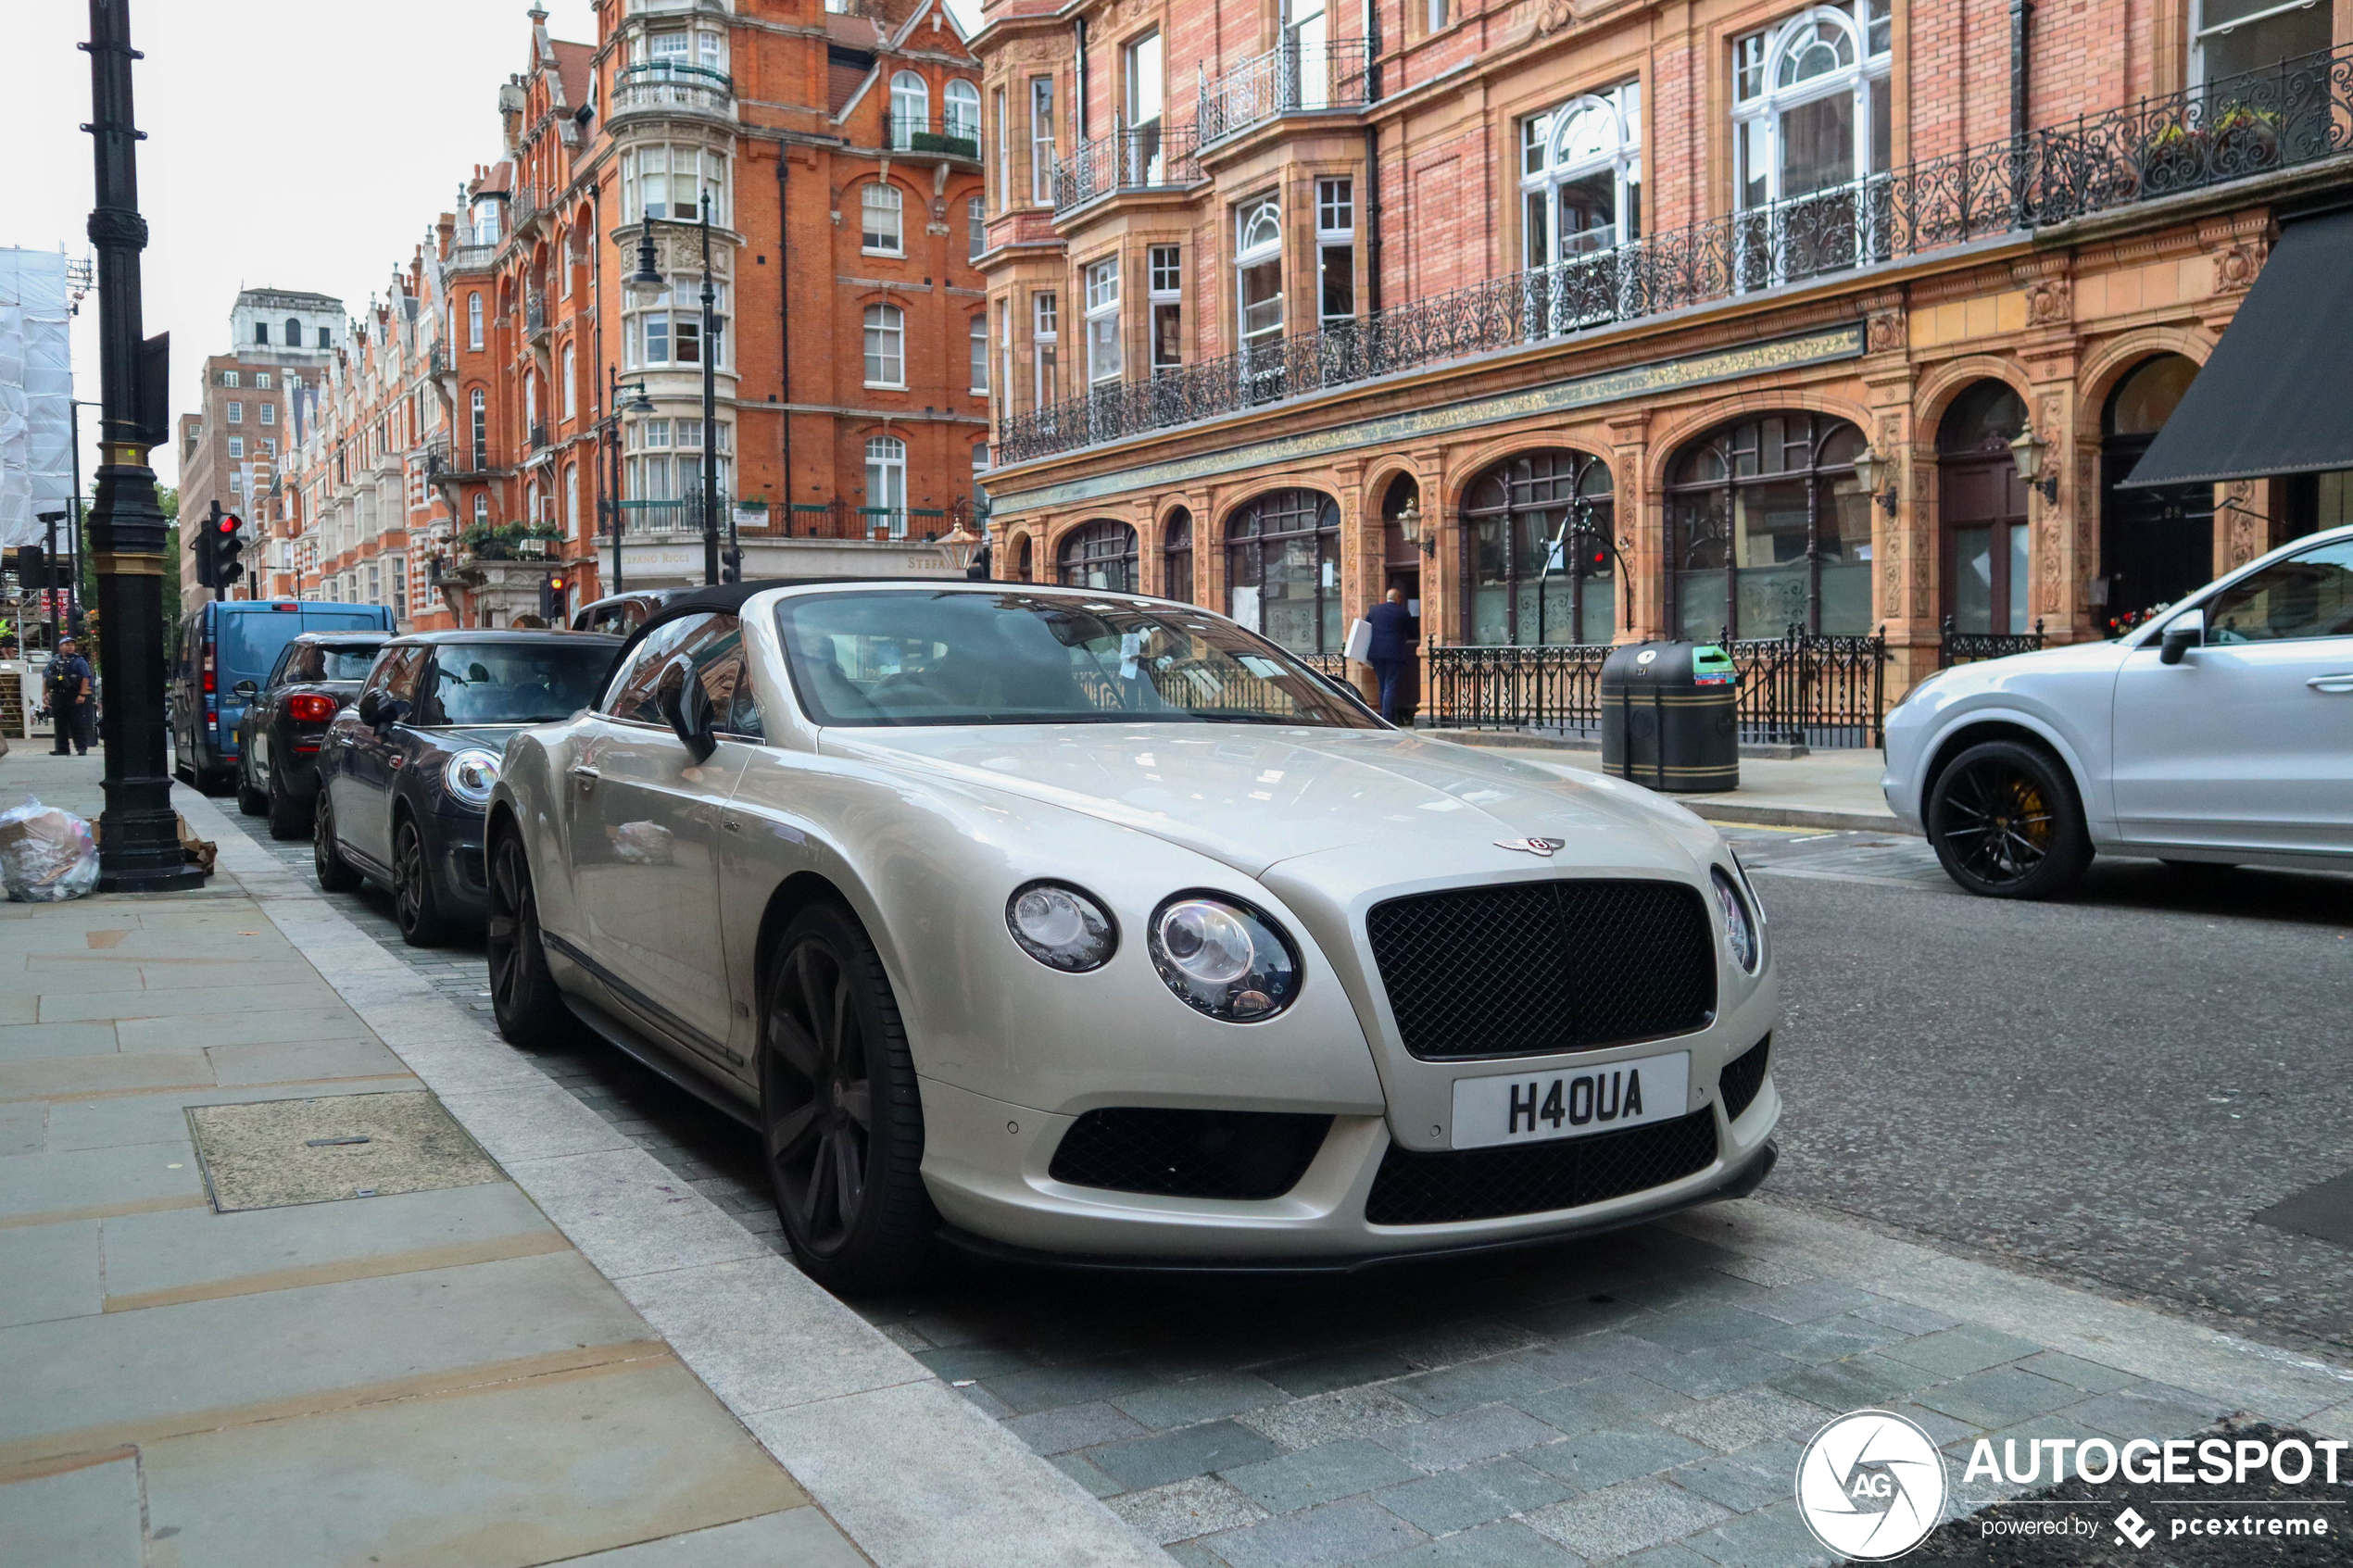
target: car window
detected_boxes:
[600,615,707,723]
[267,644,299,686]
[320,646,381,680]
[2208,540,2353,644]
[678,614,763,739]
[380,647,427,703]
[773,591,1380,729]
[420,642,617,725]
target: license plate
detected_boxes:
[1450,1052,1691,1150]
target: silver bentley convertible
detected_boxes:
[485,581,1780,1289]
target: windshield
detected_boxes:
[420,642,614,726]
[774,590,1379,729]
[286,644,382,683]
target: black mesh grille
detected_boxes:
[1049,1109,1333,1200]
[1365,1109,1720,1225]
[1365,881,1717,1060]
[1718,1035,1771,1122]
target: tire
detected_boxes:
[485,826,570,1047]
[1927,739,2091,899]
[761,903,933,1293]
[391,816,451,947]
[200,768,236,798]
[236,765,268,817]
[266,762,309,841]
[312,788,363,893]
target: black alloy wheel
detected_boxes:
[485,829,569,1046]
[312,788,362,892]
[391,817,450,947]
[1927,738,2090,899]
[265,760,308,840]
[761,904,933,1292]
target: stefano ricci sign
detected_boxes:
[989,323,1867,516]
[1795,1409,2349,1560]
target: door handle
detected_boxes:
[723,816,740,834]
[569,764,600,790]
[2308,674,2353,694]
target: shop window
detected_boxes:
[1058,520,1139,592]
[1466,450,1617,646]
[1225,489,1341,654]
[1666,412,1871,638]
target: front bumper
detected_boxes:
[916,1039,1781,1263]
[433,837,491,922]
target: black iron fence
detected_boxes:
[1000,44,2353,467]
[1428,627,1889,749]
[889,113,979,159]
[1941,616,2047,666]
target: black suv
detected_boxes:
[233,633,386,838]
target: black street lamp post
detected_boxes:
[81,0,201,892]
[697,192,719,588]
[601,364,653,598]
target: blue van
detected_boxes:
[173,600,396,792]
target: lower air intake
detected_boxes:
[1365,1109,1719,1225]
[1049,1109,1333,1200]
[1718,1035,1771,1122]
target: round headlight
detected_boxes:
[1711,867,1760,973]
[447,748,502,807]
[1148,894,1301,1022]
[1006,881,1116,972]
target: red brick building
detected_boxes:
[281,0,989,628]
[972,0,2353,717]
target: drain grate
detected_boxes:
[185,1092,502,1212]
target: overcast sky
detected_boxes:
[3,0,603,494]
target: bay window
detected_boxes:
[1149,245,1182,373]
[1316,178,1354,325]
[1033,291,1060,408]
[623,144,729,226]
[626,285,728,369]
[1029,79,1055,205]
[1236,197,1284,397]
[1085,257,1121,385]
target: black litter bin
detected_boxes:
[1600,641,1738,792]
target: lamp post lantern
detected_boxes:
[602,365,652,599]
[81,0,202,891]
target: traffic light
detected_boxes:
[191,511,215,588]
[214,511,245,590]
[541,573,566,621]
[720,546,742,585]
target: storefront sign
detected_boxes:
[991,323,1867,515]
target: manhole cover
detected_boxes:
[185,1092,502,1212]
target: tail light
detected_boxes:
[202,643,215,695]
[287,694,338,721]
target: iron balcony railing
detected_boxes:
[428,342,450,381]
[610,61,735,121]
[1004,43,2353,467]
[524,291,547,339]
[1428,626,1889,750]
[888,113,980,159]
[1055,120,1202,212]
[619,495,735,536]
[1197,37,1376,145]
[1941,615,2047,667]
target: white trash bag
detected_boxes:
[0,797,101,903]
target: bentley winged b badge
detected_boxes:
[1495,837,1567,858]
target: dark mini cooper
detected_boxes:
[233,632,386,838]
[314,630,620,945]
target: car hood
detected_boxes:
[818,724,1714,880]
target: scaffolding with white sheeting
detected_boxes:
[0,248,77,551]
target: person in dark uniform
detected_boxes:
[1365,587,1416,723]
[45,636,94,757]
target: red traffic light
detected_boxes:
[217,513,241,535]
[548,576,565,592]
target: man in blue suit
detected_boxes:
[1365,588,1417,722]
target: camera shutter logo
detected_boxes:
[1796,1410,1949,1560]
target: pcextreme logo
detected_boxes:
[1795,1410,1949,1560]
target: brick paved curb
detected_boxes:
[177,785,1175,1568]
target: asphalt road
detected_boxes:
[210,802,2353,1353]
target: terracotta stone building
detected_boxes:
[970,0,2353,719]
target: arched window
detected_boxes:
[283,316,302,346]
[1732,3,1891,213]
[1236,198,1284,385]
[1666,412,1870,639]
[865,435,907,537]
[1161,508,1194,602]
[890,71,929,149]
[1226,489,1341,653]
[473,493,490,527]
[1936,381,2030,636]
[944,80,981,148]
[863,304,905,386]
[862,182,903,253]
[469,388,487,469]
[2100,355,2210,626]
[1058,521,1139,592]
[1465,450,1616,646]
[1519,82,1642,270]
[1013,533,1035,582]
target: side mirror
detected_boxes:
[659,661,719,764]
[2158,608,2206,666]
[356,690,382,726]
[232,679,258,700]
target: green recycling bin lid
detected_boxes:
[1692,645,1735,686]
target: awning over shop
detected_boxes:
[2121,209,2353,489]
